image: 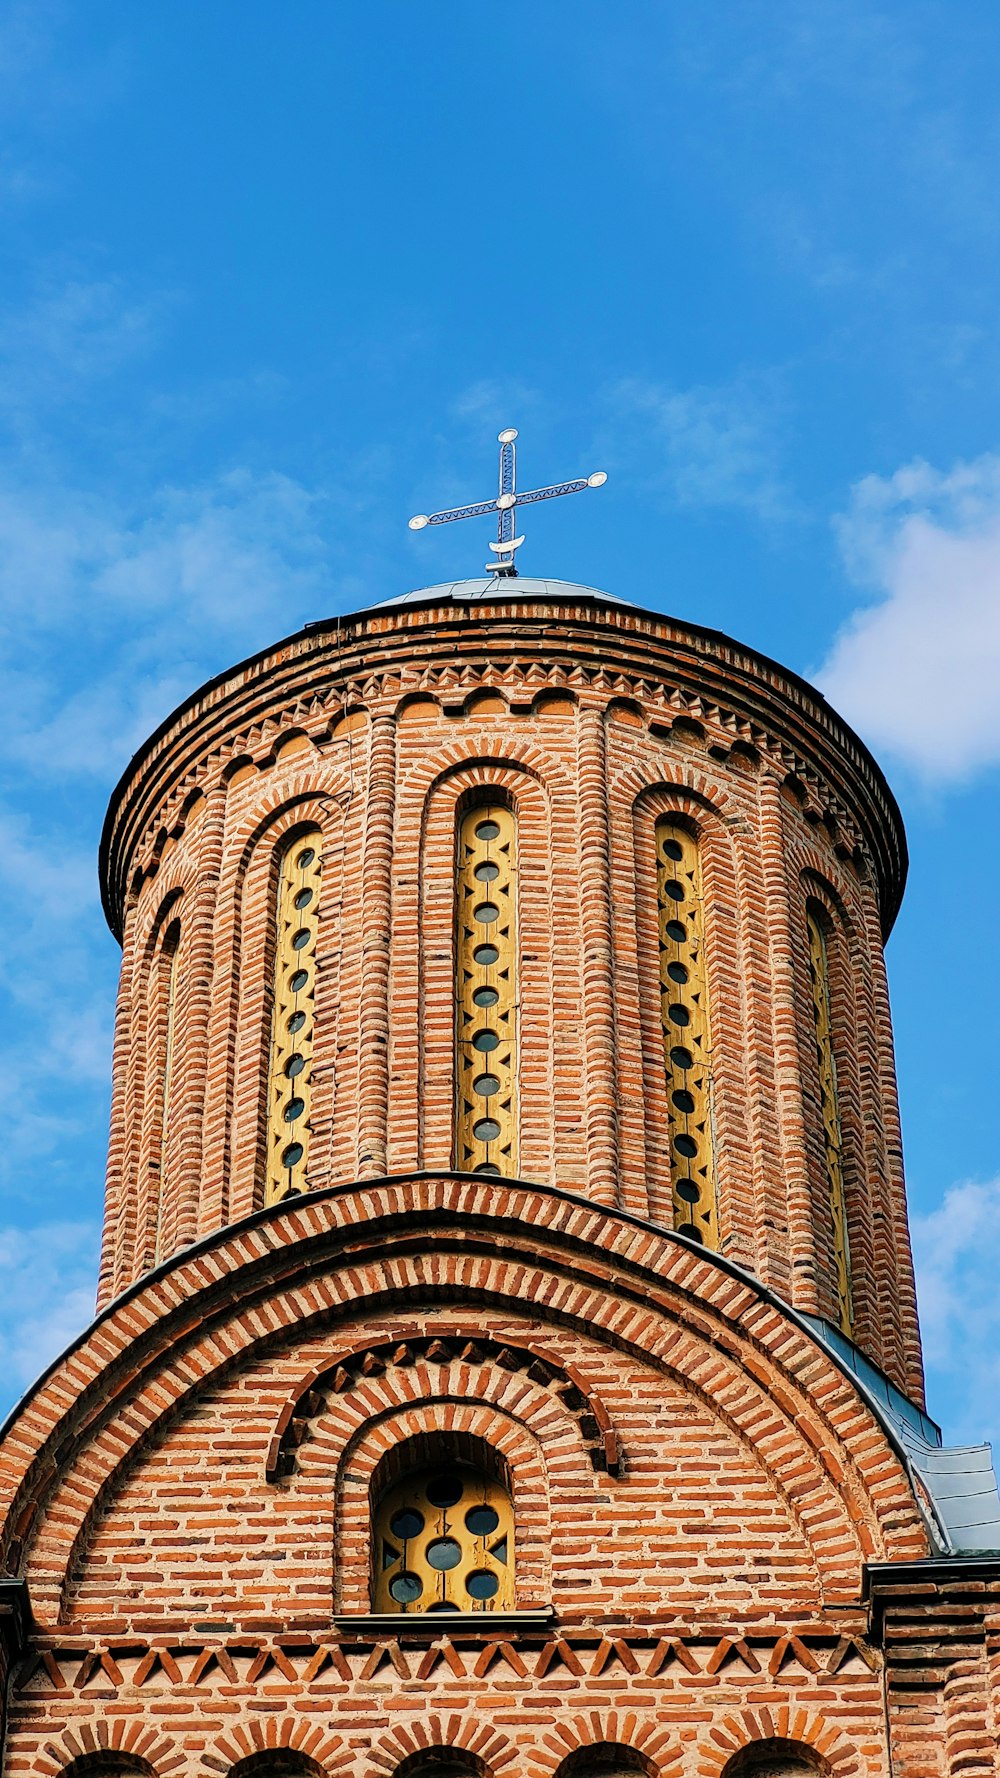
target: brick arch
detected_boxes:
[400,744,571,1179]
[624,781,752,1243]
[6,1178,928,1616]
[31,1722,182,1778]
[324,1377,553,1610]
[220,788,348,1229]
[201,1719,350,1778]
[698,1709,869,1778]
[366,1716,518,1776]
[527,1714,679,1778]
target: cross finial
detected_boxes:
[408,429,607,576]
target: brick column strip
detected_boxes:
[170,786,226,1254]
[576,707,620,1206]
[357,713,396,1177]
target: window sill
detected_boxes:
[333,1609,554,1634]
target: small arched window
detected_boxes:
[655,819,718,1248]
[264,828,322,1206]
[723,1739,825,1778]
[373,1453,514,1615]
[556,1748,653,1778]
[806,906,853,1334]
[455,801,518,1176]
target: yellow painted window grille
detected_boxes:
[806,910,853,1334]
[264,829,322,1206]
[455,803,518,1175]
[373,1463,514,1614]
[154,921,180,1262]
[656,820,718,1249]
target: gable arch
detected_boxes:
[366,1717,517,1777]
[30,1722,182,1778]
[3,1177,928,1623]
[527,1716,678,1778]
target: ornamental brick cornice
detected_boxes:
[98,596,906,942]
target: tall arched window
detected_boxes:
[264,828,322,1206]
[806,908,853,1334]
[455,802,518,1176]
[655,819,718,1248]
[373,1455,514,1615]
[153,916,181,1262]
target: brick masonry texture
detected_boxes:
[2,590,996,1778]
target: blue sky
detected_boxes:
[1,2,999,1455]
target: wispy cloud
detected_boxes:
[818,454,1000,782]
[0,1219,100,1420]
[606,373,795,523]
[912,1177,1000,1452]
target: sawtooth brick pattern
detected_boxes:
[96,595,921,1400]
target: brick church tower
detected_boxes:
[2,564,999,1777]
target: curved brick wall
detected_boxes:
[97,586,920,1400]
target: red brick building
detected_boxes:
[2,576,998,1777]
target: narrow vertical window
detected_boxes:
[265,829,322,1206]
[455,803,518,1176]
[656,820,718,1248]
[806,909,853,1334]
[153,918,181,1262]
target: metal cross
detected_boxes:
[408,429,607,576]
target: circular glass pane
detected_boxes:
[475,1162,501,1174]
[670,1045,693,1070]
[662,837,684,861]
[674,1132,698,1158]
[473,943,499,967]
[389,1571,422,1604]
[285,1053,305,1077]
[667,1003,690,1026]
[473,1117,501,1142]
[676,1222,704,1245]
[389,1507,424,1541]
[667,961,689,983]
[282,1142,304,1169]
[475,819,500,841]
[474,861,500,882]
[474,1073,500,1097]
[294,887,313,909]
[474,901,499,925]
[287,1010,306,1034]
[426,1471,463,1509]
[284,1097,305,1123]
[465,1503,500,1537]
[289,969,309,994]
[676,1177,701,1203]
[473,1029,499,1052]
[473,986,499,1007]
[665,919,687,942]
[296,847,315,868]
[672,1088,696,1114]
[426,1600,460,1612]
[466,1569,499,1600]
[426,1537,462,1571]
[291,927,311,950]
[663,878,685,901]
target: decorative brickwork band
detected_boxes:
[806,908,853,1335]
[265,829,322,1205]
[655,819,718,1249]
[455,803,518,1175]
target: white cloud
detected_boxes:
[0,1219,100,1421]
[819,454,1000,782]
[607,374,794,522]
[912,1177,1000,1452]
